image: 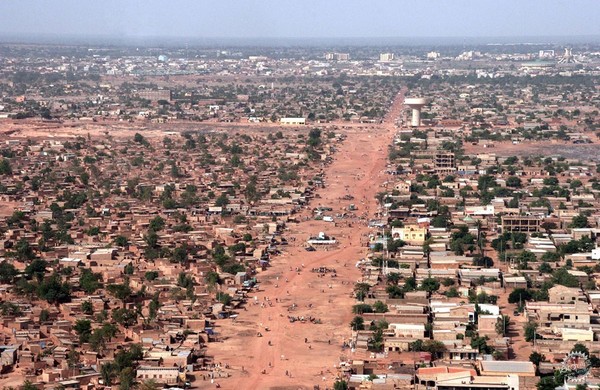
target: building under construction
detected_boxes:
[434,151,456,174]
[501,215,542,233]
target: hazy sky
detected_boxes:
[0,0,598,39]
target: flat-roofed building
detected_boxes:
[479,360,536,377]
[416,366,520,390]
[561,327,593,341]
[388,323,425,339]
[136,366,182,384]
[548,285,584,304]
[280,117,306,125]
[379,53,395,62]
[391,225,427,245]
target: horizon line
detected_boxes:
[1,33,599,47]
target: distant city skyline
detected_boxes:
[0,0,599,42]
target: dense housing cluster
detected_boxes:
[0,41,600,390]
[0,124,342,387]
[343,78,600,388]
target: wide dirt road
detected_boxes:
[203,89,406,389]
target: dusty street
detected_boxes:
[201,89,407,389]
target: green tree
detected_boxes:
[471,335,494,354]
[89,329,107,353]
[372,301,388,313]
[524,322,538,342]
[404,276,417,291]
[420,277,441,293]
[171,246,189,265]
[89,324,117,353]
[37,274,72,303]
[0,262,18,283]
[148,294,161,321]
[15,239,35,261]
[144,231,159,249]
[101,323,118,339]
[387,273,401,285]
[81,301,93,315]
[495,315,510,336]
[552,268,580,287]
[112,308,138,328]
[350,316,365,330]
[333,380,349,390]
[80,268,102,294]
[539,262,553,274]
[39,309,50,322]
[0,158,11,175]
[217,292,232,306]
[74,319,92,344]
[67,348,80,368]
[22,380,37,390]
[571,343,590,356]
[205,271,221,287]
[352,304,373,314]
[354,282,370,301]
[119,367,135,390]
[410,339,424,351]
[445,287,460,298]
[114,235,128,247]
[508,288,532,304]
[536,376,557,390]
[87,226,100,236]
[215,193,229,207]
[529,351,545,366]
[570,214,589,228]
[0,302,22,316]
[473,256,494,268]
[100,362,117,386]
[369,328,384,351]
[422,340,447,358]
[516,250,536,269]
[107,281,132,301]
[177,272,194,289]
[506,176,522,188]
[477,175,497,192]
[149,216,165,232]
[124,262,134,275]
[387,239,406,252]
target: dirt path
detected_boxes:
[203,89,407,389]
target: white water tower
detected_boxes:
[404,97,429,127]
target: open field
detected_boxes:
[464,139,600,161]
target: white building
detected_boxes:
[280,117,306,125]
[379,53,395,62]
